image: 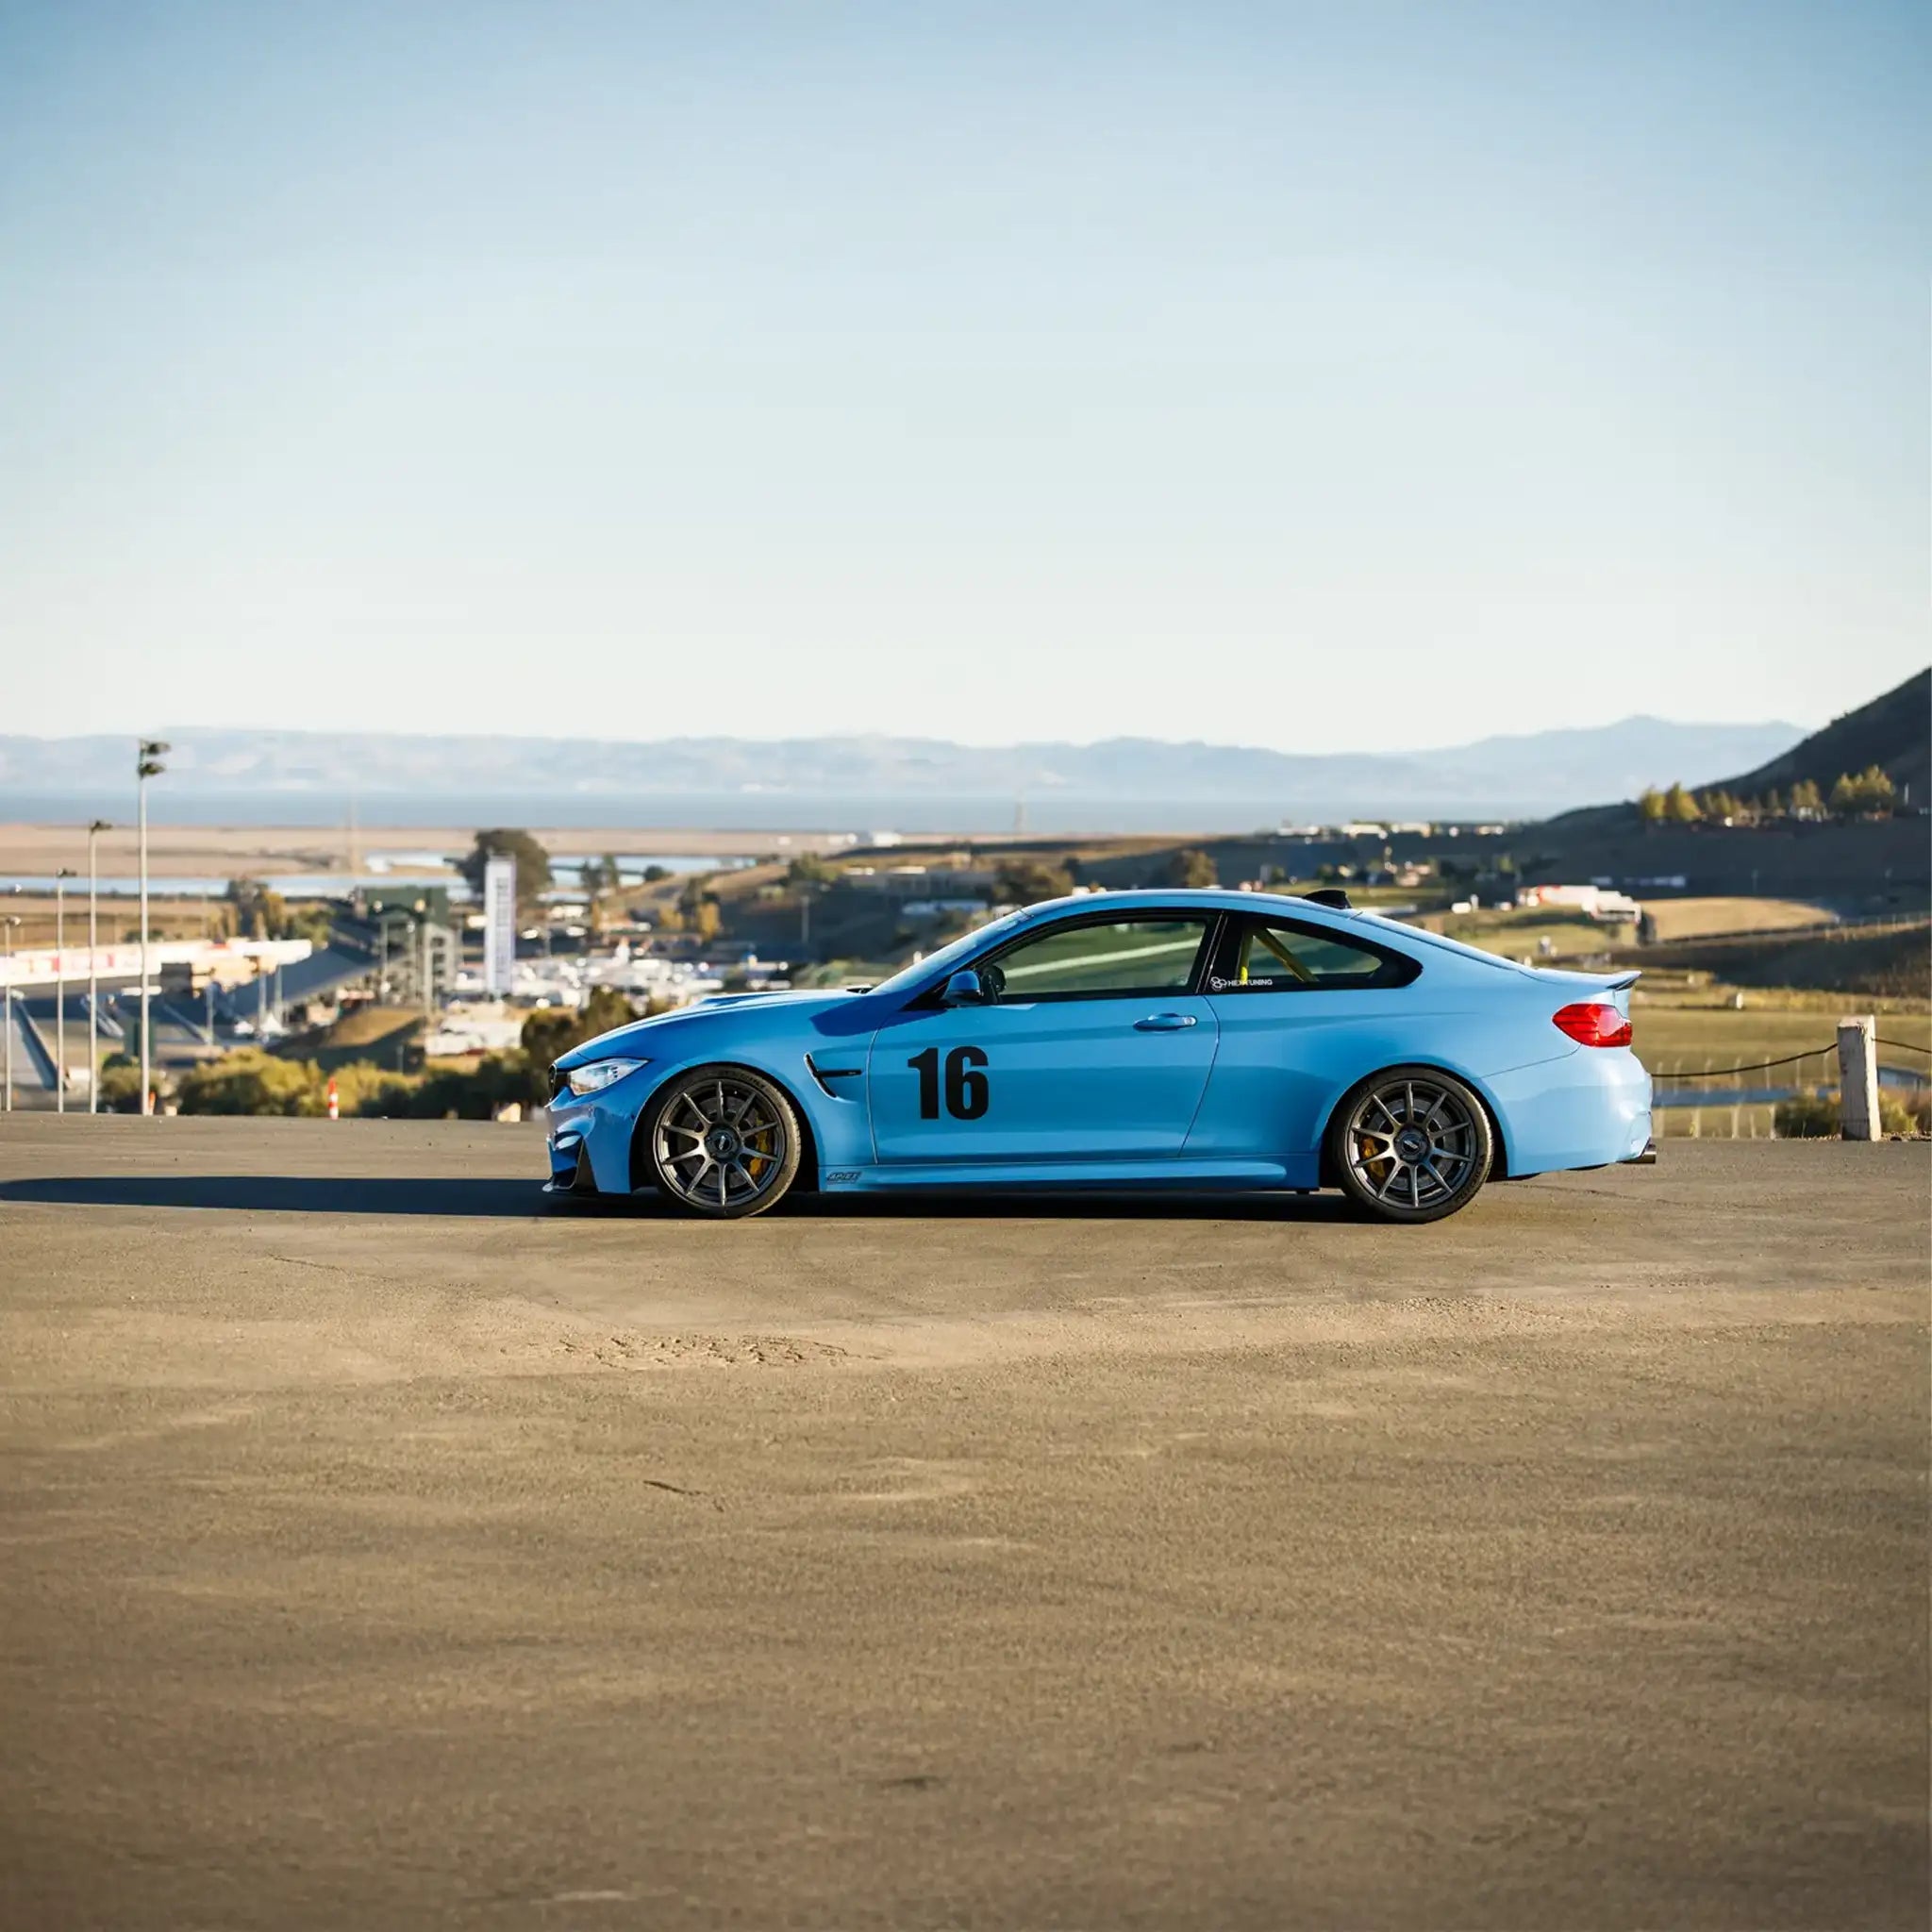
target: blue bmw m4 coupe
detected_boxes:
[543,889,1653,1224]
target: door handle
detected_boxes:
[1134,1012,1196,1031]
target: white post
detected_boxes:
[1837,1016,1880,1141]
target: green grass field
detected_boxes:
[1631,996,1930,1073]
[1433,907,1624,962]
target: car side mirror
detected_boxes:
[941,968,990,1007]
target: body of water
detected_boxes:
[0,790,1537,837]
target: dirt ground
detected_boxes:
[0,1121,1925,1931]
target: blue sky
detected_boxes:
[2,1,1924,749]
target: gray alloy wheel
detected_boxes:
[643,1067,802,1219]
[1327,1066,1493,1224]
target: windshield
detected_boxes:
[869,908,1031,999]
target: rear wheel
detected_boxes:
[1327,1067,1492,1224]
[642,1067,802,1219]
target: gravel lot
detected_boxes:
[1,1120,1925,1930]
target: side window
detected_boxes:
[1208,918,1417,992]
[982,917,1213,1000]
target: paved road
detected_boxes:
[0,1121,1925,1931]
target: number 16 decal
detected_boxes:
[908,1044,990,1121]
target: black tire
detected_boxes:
[640,1066,803,1219]
[1325,1065,1493,1224]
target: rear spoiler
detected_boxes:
[1520,962,1642,997]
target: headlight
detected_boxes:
[563,1057,649,1097]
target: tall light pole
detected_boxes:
[54,867,75,1113]
[137,741,169,1117]
[88,821,110,1113]
[3,910,19,1114]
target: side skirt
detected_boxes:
[819,1157,1291,1192]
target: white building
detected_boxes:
[1515,884,1642,922]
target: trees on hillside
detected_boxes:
[642,874,724,941]
[995,857,1074,903]
[177,1049,325,1116]
[575,854,626,929]
[1165,848,1219,889]
[225,878,290,939]
[1637,770,1895,826]
[519,988,641,1073]
[1829,765,1896,816]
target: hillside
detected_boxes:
[1511,668,1931,903]
[1534,668,1928,837]
[1709,667,1928,806]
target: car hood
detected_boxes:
[551,989,861,1072]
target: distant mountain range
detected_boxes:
[0,717,1806,820]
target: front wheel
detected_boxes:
[1326,1067,1493,1224]
[641,1067,803,1218]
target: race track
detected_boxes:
[1,1119,1925,1930]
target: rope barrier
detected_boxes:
[1652,1047,1836,1081]
[1653,1040,1930,1081]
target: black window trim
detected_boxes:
[1206,911,1421,994]
[903,908,1228,1009]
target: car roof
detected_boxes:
[1014,888,1351,924]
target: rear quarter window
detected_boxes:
[1209,917,1420,992]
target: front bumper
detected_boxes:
[544,1069,661,1195]
[544,1124,600,1194]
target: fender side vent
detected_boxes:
[804,1053,864,1099]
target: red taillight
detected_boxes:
[1553,1002,1632,1048]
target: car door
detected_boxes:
[867,912,1222,1164]
[1186,910,1424,1172]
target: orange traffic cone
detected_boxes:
[325,1075,339,1122]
